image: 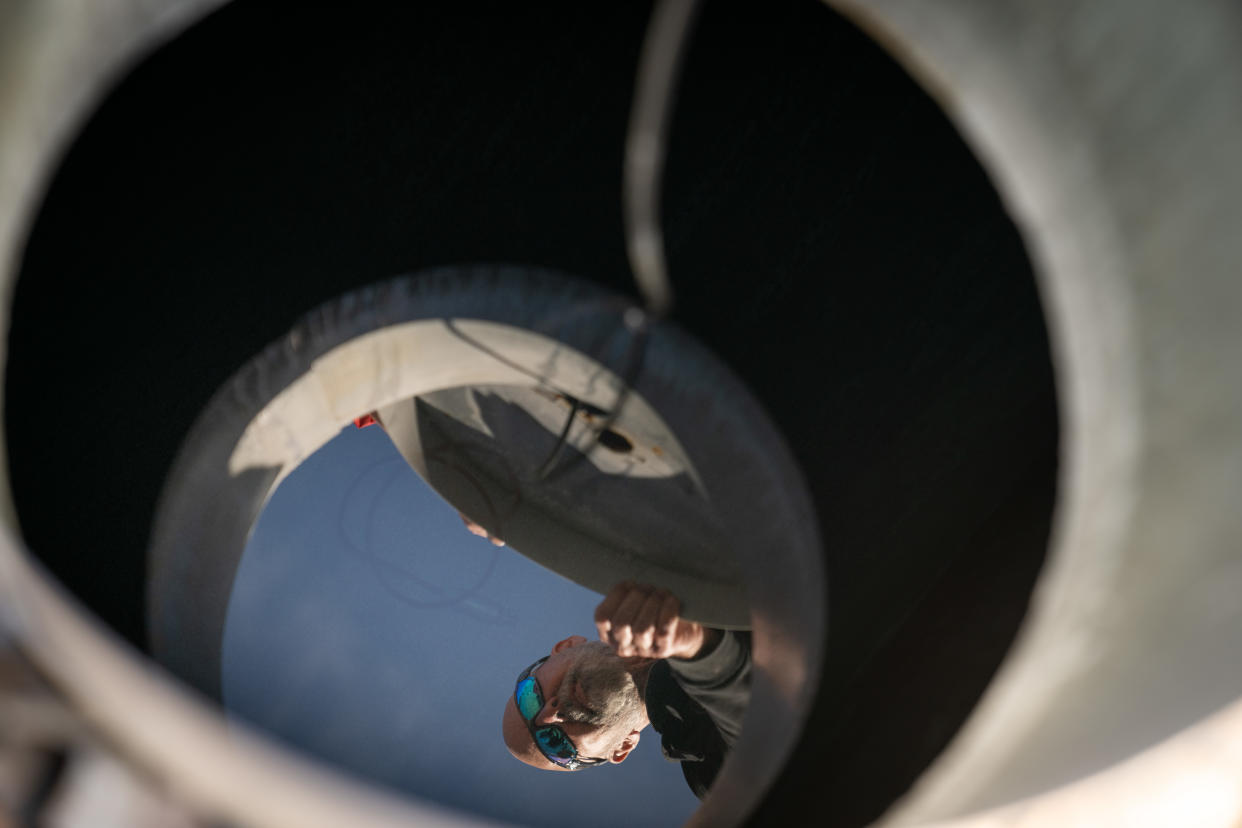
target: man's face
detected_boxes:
[502,638,644,770]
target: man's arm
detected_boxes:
[594,582,751,747]
[662,627,750,747]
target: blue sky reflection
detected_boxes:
[222,423,699,826]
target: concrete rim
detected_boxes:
[826,0,1242,823]
[4,0,1242,826]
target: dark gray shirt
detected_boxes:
[645,631,752,798]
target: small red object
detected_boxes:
[353,412,379,429]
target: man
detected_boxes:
[501,582,752,798]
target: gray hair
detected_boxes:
[558,642,645,734]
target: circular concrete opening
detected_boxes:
[146,266,819,823]
[0,1,1125,826]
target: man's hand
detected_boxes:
[594,582,717,660]
[458,513,504,546]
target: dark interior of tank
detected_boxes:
[5,1,1058,825]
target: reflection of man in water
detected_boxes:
[501,582,752,798]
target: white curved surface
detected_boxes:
[229,317,752,627]
[828,0,1242,823]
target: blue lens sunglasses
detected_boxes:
[514,657,607,771]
